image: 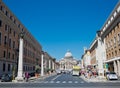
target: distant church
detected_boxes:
[59,50,77,71]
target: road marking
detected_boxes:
[44,81,48,83]
[50,81,54,83]
[81,81,84,83]
[51,75,61,81]
[68,81,72,83]
[74,81,78,83]
[62,81,66,83]
[56,81,60,83]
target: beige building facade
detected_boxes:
[82,1,120,77]
[0,0,43,76]
[101,2,120,76]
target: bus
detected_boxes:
[72,66,80,76]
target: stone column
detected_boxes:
[52,61,54,70]
[114,61,117,74]
[41,53,44,76]
[117,60,120,76]
[49,60,51,69]
[15,37,24,81]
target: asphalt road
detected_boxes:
[0,73,120,88]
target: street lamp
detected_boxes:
[15,32,25,82]
[41,51,44,76]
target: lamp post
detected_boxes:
[41,51,44,76]
[15,32,24,81]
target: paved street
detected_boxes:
[0,73,120,88]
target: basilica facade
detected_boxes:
[59,51,77,71]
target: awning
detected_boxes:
[104,57,120,63]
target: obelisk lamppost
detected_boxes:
[41,51,44,76]
[15,32,24,81]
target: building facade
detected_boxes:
[59,50,77,71]
[101,1,120,76]
[0,0,43,76]
[82,1,120,77]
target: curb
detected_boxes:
[80,76,120,83]
[80,76,107,83]
[29,73,57,82]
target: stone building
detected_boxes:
[59,50,77,71]
[100,1,120,76]
[0,0,42,76]
[82,1,120,77]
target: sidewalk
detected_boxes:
[80,75,107,82]
[28,73,57,82]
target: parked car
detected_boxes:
[56,70,61,75]
[29,72,35,77]
[1,73,13,82]
[106,72,118,80]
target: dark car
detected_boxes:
[1,73,13,82]
[29,72,35,77]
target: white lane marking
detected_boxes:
[81,81,84,83]
[62,81,66,83]
[44,81,48,83]
[50,81,54,83]
[56,81,60,83]
[51,75,61,81]
[68,81,72,83]
[74,81,78,83]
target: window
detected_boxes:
[3,63,6,72]
[13,41,15,48]
[111,39,113,46]
[14,31,15,37]
[112,52,114,57]
[5,11,8,16]
[8,52,10,59]
[115,51,117,56]
[5,24,8,31]
[10,16,13,20]
[9,38,11,47]
[3,50,6,58]
[4,36,7,45]
[0,19,2,27]
[8,64,10,71]
[9,28,12,34]
[14,20,16,24]
[0,32,1,45]
[12,54,14,60]
[118,33,120,44]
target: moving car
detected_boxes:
[106,72,118,80]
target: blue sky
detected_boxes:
[3,0,119,60]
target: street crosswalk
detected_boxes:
[34,80,85,84]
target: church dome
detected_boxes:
[65,50,73,58]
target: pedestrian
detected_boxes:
[25,72,29,82]
[23,72,25,80]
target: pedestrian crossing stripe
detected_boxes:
[56,81,60,83]
[75,81,78,83]
[68,81,72,83]
[36,81,85,84]
[62,81,66,83]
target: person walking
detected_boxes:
[25,72,29,82]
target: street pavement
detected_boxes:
[80,75,120,83]
[0,73,120,88]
